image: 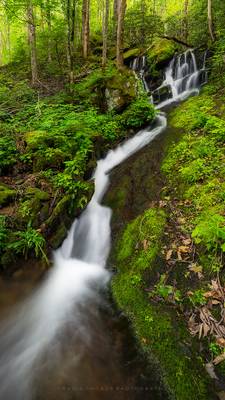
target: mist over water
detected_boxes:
[0,49,205,400]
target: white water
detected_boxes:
[0,115,166,399]
[131,49,207,108]
[155,49,206,108]
[0,49,205,400]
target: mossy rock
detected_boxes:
[45,195,71,231]
[123,48,142,62]
[25,187,50,201]
[0,183,16,207]
[147,38,178,69]
[49,221,67,249]
[105,69,137,112]
[17,187,50,226]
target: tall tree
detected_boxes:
[65,0,76,83]
[208,0,215,42]
[45,0,52,62]
[116,0,126,69]
[102,0,109,68]
[113,0,118,37]
[82,0,90,58]
[27,0,38,85]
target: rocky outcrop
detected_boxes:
[105,69,138,112]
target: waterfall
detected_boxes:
[0,48,207,400]
[0,113,167,399]
[130,49,207,108]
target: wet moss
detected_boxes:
[0,183,16,207]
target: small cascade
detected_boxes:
[130,49,208,108]
[130,55,149,92]
[151,49,207,108]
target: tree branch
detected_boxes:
[160,35,193,48]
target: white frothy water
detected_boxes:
[0,114,167,399]
[154,49,207,108]
[130,49,207,109]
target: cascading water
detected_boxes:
[0,116,166,399]
[0,48,207,400]
[131,49,207,108]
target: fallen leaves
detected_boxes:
[188,263,203,279]
[188,278,225,345]
[166,249,173,260]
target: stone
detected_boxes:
[0,183,16,207]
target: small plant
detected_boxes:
[209,342,222,357]
[8,224,48,262]
[131,274,142,286]
[188,289,207,307]
[192,212,225,252]
[150,274,182,303]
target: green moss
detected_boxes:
[45,195,71,229]
[49,222,67,249]
[116,208,166,268]
[123,48,141,60]
[162,89,225,259]
[112,206,212,399]
[147,38,178,70]
[25,187,50,201]
[0,183,16,207]
[105,68,137,111]
[18,187,50,226]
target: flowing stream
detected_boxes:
[0,49,206,400]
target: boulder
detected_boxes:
[105,70,137,112]
[0,183,16,208]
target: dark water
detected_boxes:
[0,266,168,400]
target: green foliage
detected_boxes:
[8,224,48,262]
[188,289,207,307]
[162,90,225,261]
[0,216,8,253]
[150,273,182,303]
[0,136,17,173]
[119,96,155,129]
[192,212,225,252]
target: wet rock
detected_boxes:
[152,84,172,105]
[0,183,16,208]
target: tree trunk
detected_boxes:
[66,0,74,84]
[46,0,52,62]
[82,0,90,59]
[208,0,215,42]
[113,0,118,38]
[116,0,126,69]
[102,0,109,68]
[183,0,188,42]
[27,0,38,85]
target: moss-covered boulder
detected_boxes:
[147,38,178,69]
[105,69,138,112]
[17,187,50,226]
[0,183,16,207]
[123,48,142,63]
